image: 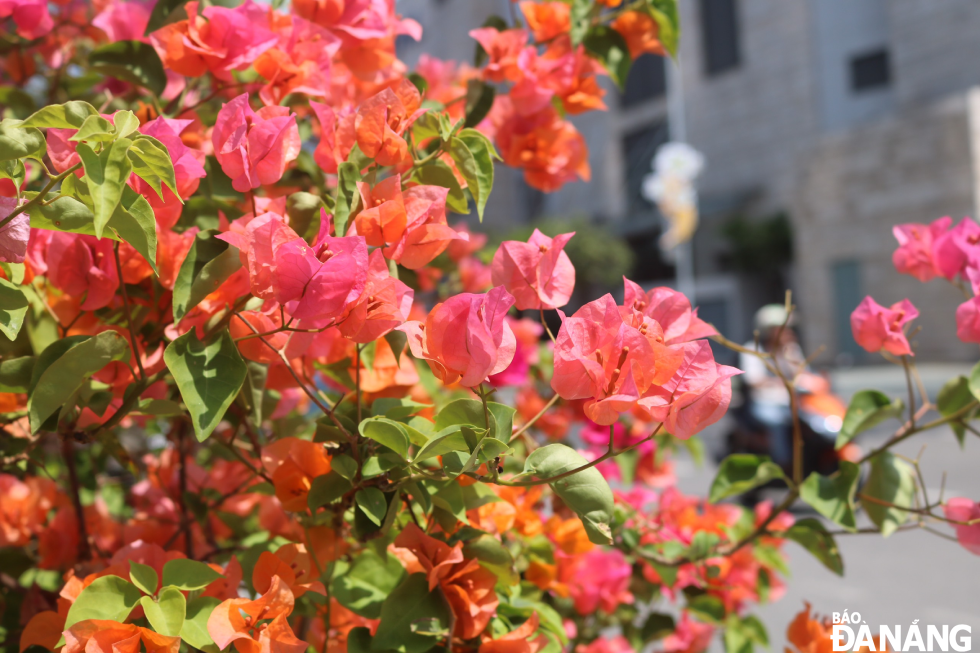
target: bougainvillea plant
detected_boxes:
[1,1,978,652]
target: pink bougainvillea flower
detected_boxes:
[211,94,301,192]
[150,0,278,79]
[354,176,408,247]
[943,498,980,555]
[850,296,918,356]
[956,295,980,343]
[557,546,633,615]
[0,0,53,40]
[933,217,980,281]
[309,101,354,175]
[338,249,413,343]
[575,636,635,653]
[637,340,742,439]
[132,117,207,229]
[489,317,543,387]
[383,184,465,270]
[93,0,151,42]
[208,575,307,653]
[552,294,681,425]
[622,278,717,345]
[661,612,714,653]
[400,286,516,387]
[28,231,118,311]
[219,211,369,327]
[354,79,426,168]
[491,229,576,310]
[253,15,340,106]
[63,619,180,653]
[892,217,951,282]
[0,197,28,264]
[469,27,528,83]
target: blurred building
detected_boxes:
[397,0,980,363]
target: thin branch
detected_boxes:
[114,242,146,380]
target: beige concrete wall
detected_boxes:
[793,92,979,363]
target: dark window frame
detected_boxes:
[621,54,667,108]
[700,0,741,76]
[849,48,891,92]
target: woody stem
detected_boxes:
[61,433,92,562]
[0,162,82,232]
[113,242,146,380]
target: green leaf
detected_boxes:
[144,0,190,35]
[308,471,353,509]
[334,161,362,237]
[333,549,407,619]
[709,454,785,503]
[359,417,411,460]
[463,79,496,129]
[22,101,99,129]
[76,138,133,238]
[64,575,141,632]
[140,586,186,637]
[522,444,615,544]
[412,159,469,214]
[0,356,33,392]
[129,135,179,200]
[372,573,452,653]
[967,360,980,402]
[861,451,915,537]
[783,517,843,575]
[836,390,904,449]
[799,461,860,531]
[28,331,130,432]
[70,115,117,143]
[355,487,388,526]
[0,119,45,161]
[172,229,242,322]
[569,0,592,45]
[25,194,95,234]
[688,594,725,623]
[109,185,159,275]
[286,191,324,241]
[161,558,223,591]
[646,0,680,57]
[436,398,494,434]
[164,329,247,442]
[937,375,974,446]
[113,111,141,139]
[487,401,516,443]
[0,277,28,341]
[0,88,36,120]
[384,329,408,366]
[413,426,470,462]
[89,40,168,96]
[180,596,220,649]
[129,561,158,595]
[453,129,495,221]
[583,26,632,88]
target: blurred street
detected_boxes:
[674,364,980,649]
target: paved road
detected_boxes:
[670,365,980,650]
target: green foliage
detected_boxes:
[172,229,243,322]
[140,586,186,636]
[333,550,407,619]
[584,26,632,88]
[64,575,142,632]
[181,596,220,649]
[129,561,158,595]
[799,461,860,531]
[164,329,247,441]
[463,80,496,129]
[937,374,975,445]
[0,119,46,161]
[836,390,904,449]
[161,558,224,590]
[709,454,785,502]
[89,40,168,97]
[0,278,28,341]
[450,128,496,221]
[861,451,915,537]
[372,574,452,653]
[413,159,469,214]
[334,161,362,237]
[783,518,843,575]
[75,138,134,237]
[28,332,130,432]
[522,444,615,544]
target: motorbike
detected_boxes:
[722,373,853,505]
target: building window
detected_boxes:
[621,54,666,108]
[700,0,741,76]
[850,48,891,92]
[623,121,669,216]
[832,260,863,363]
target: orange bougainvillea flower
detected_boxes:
[469,28,528,83]
[0,473,62,547]
[208,575,307,653]
[260,437,332,512]
[479,613,548,653]
[253,543,326,599]
[355,176,408,247]
[545,515,594,555]
[786,603,834,653]
[393,523,499,640]
[354,79,426,168]
[63,620,180,653]
[611,10,665,58]
[519,2,570,43]
[525,559,568,598]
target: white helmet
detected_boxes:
[754,304,793,331]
